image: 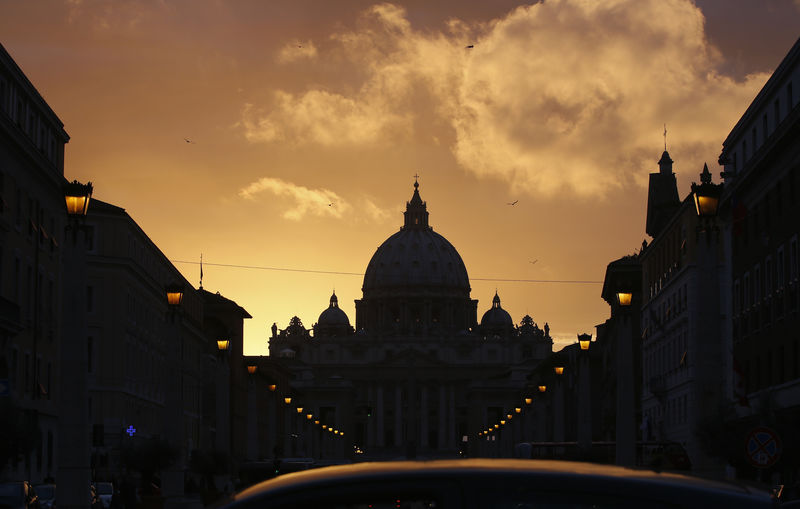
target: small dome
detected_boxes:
[480,292,512,327]
[318,292,350,327]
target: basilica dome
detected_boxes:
[317,292,350,326]
[480,292,513,327]
[362,180,470,296]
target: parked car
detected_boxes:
[92,482,113,509]
[0,481,40,509]
[225,459,776,509]
[32,484,55,509]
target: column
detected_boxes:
[420,386,429,449]
[447,385,455,449]
[57,227,91,509]
[616,318,635,466]
[577,353,592,454]
[394,384,402,447]
[376,385,385,447]
[438,386,446,449]
[367,385,375,447]
[246,381,258,460]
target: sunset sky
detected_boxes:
[2,0,798,354]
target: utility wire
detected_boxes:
[170,259,602,284]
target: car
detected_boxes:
[32,484,55,509]
[92,482,113,509]
[0,481,40,509]
[224,459,777,509]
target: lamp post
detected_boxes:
[58,180,92,509]
[691,163,725,471]
[552,364,565,456]
[245,362,260,461]
[615,286,636,467]
[214,338,231,456]
[577,333,592,456]
[162,283,186,501]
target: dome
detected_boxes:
[480,292,513,327]
[318,292,350,326]
[362,180,470,294]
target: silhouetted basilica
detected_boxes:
[269,180,553,458]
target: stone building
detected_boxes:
[718,35,800,482]
[268,180,553,459]
[0,42,71,483]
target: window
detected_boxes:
[87,336,93,373]
[744,272,751,308]
[766,257,774,295]
[754,265,761,303]
[87,285,94,312]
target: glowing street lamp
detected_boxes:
[246,365,257,375]
[525,397,533,405]
[538,385,547,393]
[515,407,521,414]
[578,333,592,351]
[217,339,230,353]
[296,406,303,414]
[554,366,564,375]
[691,163,722,218]
[268,384,277,392]
[165,283,184,308]
[64,180,93,218]
[284,397,292,405]
[616,292,633,307]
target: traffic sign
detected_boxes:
[746,426,781,468]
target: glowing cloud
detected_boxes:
[240,0,768,198]
[239,177,350,221]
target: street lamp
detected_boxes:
[166,283,184,308]
[539,385,547,393]
[554,366,564,375]
[284,397,292,405]
[64,179,93,218]
[217,339,230,353]
[691,163,722,218]
[268,384,277,392]
[578,333,592,351]
[616,292,633,307]
[246,365,257,375]
[306,413,313,420]
[524,397,532,405]
[515,407,521,414]
[296,406,304,414]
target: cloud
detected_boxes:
[241,0,768,198]
[239,177,350,221]
[277,40,318,63]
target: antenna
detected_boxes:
[663,124,667,151]
[199,253,204,289]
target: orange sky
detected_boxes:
[2,0,798,354]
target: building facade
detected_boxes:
[718,36,800,482]
[0,42,71,483]
[266,181,553,460]
[639,157,728,473]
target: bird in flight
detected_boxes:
[507,200,518,206]
[529,259,538,265]
[328,203,334,206]
[184,138,195,144]
[465,44,474,49]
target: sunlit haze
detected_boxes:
[2,0,798,354]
